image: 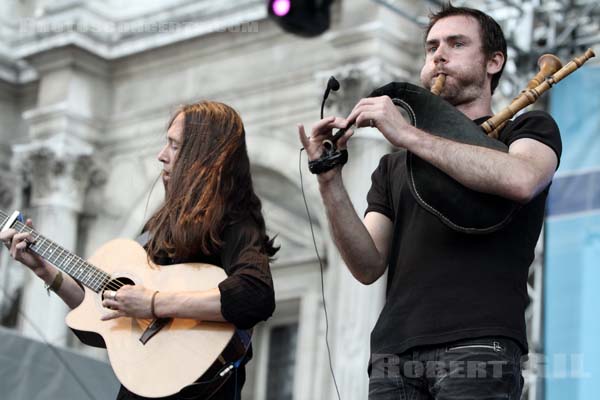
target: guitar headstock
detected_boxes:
[0,210,24,233]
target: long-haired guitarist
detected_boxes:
[1,100,278,399]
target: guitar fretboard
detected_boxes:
[1,210,110,293]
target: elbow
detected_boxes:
[243,287,276,328]
[510,185,534,205]
[509,176,539,205]
[353,262,386,285]
[229,294,275,330]
[357,272,379,285]
[263,289,276,320]
[220,278,276,329]
[359,276,379,285]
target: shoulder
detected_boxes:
[500,110,560,143]
[370,150,407,184]
[368,150,407,194]
[500,110,562,159]
[376,150,406,170]
[514,109,558,127]
[222,215,261,244]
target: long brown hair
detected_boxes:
[145,101,277,261]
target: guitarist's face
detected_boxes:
[158,113,184,187]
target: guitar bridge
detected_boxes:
[139,318,171,345]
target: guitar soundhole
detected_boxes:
[102,277,135,300]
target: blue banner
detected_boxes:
[545,64,600,399]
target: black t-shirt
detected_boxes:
[118,216,275,400]
[365,110,561,356]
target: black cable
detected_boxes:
[177,359,241,399]
[298,148,342,400]
[0,285,99,400]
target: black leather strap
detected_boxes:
[308,149,348,174]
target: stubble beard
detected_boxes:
[439,62,487,107]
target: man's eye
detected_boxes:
[427,46,437,53]
[454,42,464,48]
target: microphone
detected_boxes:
[327,76,340,91]
[308,76,348,175]
[320,76,340,119]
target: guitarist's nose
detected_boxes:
[158,143,169,163]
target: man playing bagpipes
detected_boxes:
[299,3,568,399]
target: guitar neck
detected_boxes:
[0,210,110,293]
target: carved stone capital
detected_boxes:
[315,59,404,118]
[11,137,105,213]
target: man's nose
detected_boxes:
[433,45,448,65]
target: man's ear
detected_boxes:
[487,51,505,75]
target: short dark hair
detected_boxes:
[425,3,507,94]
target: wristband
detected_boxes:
[308,149,348,174]
[45,271,63,295]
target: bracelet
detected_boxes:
[45,271,63,295]
[150,291,160,319]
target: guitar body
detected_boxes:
[65,239,240,398]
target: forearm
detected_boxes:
[153,288,226,322]
[319,173,386,284]
[406,126,536,203]
[36,262,85,309]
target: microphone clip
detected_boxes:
[308,141,348,174]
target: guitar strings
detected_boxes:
[7,222,108,292]
[4,173,161,302]
[5,211,151,295]
[13,222,125,294]
[102,280,125,292]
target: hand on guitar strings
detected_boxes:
[101,285,157,321]
[0,219,46,275]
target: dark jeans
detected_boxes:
[368,337,524,400]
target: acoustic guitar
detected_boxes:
[1,209,249,398]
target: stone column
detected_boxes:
[0,170,23,325]
[13,143,96,345]
[0,77,26,326]
[12,45,109,346]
